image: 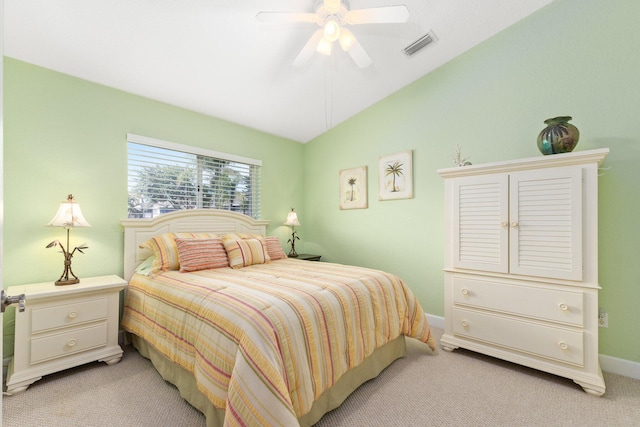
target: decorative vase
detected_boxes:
[537,116,580,155]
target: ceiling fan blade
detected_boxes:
[338,28,371,68]
[293,29,324,67]
[255,11,318,24]
[346,5,410,25]
[348,43,372,69]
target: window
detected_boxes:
[127,134,261,219]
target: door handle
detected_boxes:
[1,290,26,313]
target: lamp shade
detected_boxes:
[323,19,340,42]
[284,209,300,226]
[316,37,333,56]
[339,28,356,51]
[47,194,91,228]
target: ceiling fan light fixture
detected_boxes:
[317,37,333,56]
[323,19,341,42]
[338,28,355,51]
[259,0,407,69]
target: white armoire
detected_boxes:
[438,148,608,396]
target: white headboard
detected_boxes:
[121,209,270,280]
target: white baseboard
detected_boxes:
[426,313,444,330]
[425,313,640,380]
[599,353,640,380]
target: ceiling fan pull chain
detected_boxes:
[324,55,335,129]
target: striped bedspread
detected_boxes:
[121,259,435,426]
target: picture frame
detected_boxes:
[339,166,368,210]
[378,150,413,200]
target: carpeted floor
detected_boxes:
[4,328,640,426]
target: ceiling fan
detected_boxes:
[256,0,409,69]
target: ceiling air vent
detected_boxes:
[403,30,438,57]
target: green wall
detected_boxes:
[3,0,639,366]
[3,58,304,357]
[303,0,640,363]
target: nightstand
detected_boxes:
[5,275,127,395]
[292,254,322,261]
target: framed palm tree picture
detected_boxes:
[379,150,413,200]
[339,166,368,209]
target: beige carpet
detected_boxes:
[4,328,640,426]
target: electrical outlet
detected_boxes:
[598,309,608,328]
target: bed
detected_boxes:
[120,209,435,427]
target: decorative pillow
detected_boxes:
[175,237,229,272]
[265,236,287,260]
[222,232,259,241]
[134,256,156,276]
[140,232,221,273]
[222,234,270,269]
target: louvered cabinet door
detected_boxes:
[452,174,509,273]
[509,167,582,280]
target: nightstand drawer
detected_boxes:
[31,297,108,333]
[30,324,109,364]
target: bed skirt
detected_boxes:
[129,333,407,427]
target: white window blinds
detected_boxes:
[127,134,261,219]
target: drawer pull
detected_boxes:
[558,303,569,311]
[461,288,469,296]
[68,311,78,319]
[67,339,77,348]
[461,320,469,328]
[558,341,569,350]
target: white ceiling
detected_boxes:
[5,0,554,143]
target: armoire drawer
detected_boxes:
[452,307,584,366]
[30,323,109,364]
[452,276,584,326]
[31,297,109,333]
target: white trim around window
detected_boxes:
[127,133,262,167]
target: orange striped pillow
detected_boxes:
[175,237,229,272]
[222,234,270,269]
[265,236,287,260]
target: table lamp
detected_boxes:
[46,194,91,285]
[284,208,300,257]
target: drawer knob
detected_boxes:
[558,303,569,311]
[558,341,569,350]
[511,222,519,228]
[67,339,77,348]
[501,221,508,228]
[68,311,78,319]
[461,288,469,296]
[461,320,469,328]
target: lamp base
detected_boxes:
[55,278,79,286]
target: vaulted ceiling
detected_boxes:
[5,0,554,143]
